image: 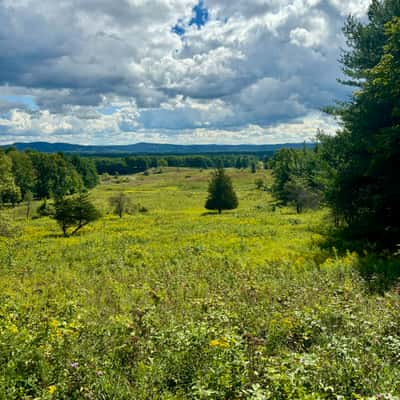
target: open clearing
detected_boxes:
[1,168,400,399]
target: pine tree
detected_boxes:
[54,193,101,237]
[326,1,400,247]
[205,168,238,214]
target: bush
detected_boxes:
[254,178,265,190]
[109,192,133,218]
[37,200,55,217]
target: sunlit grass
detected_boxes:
[0,168,399,399]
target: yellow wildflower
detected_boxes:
[49,319,59,328]
[209,337,230,348]
[8,324,18,334]
[47,385,57,394]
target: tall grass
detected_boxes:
[0,168,399,399]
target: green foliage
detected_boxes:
[205,168,239,214]
[326,1,400,248]
[284,177,320,214]
[29,152,83,199]
[254,178,265,190]
[69,155,99,189]
[0,150,99,202]
[93,154,267,175]
[269,148,323,212]
[37,199,55,217]
[8,150,36,198]
[0,150,21,206]
[54,193,101,236]
[23,190,34,219]
[109,192,133,218]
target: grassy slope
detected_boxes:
[0,168,400,399]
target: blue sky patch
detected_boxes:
[0,95,38,111]
[189,1,209,28]
[172,1,209,36]
[172,22,185,36]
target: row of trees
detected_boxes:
[0,149,99,205]
[93,154,266,175]
[271,0,400,249]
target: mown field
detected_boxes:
[1,168,400,399]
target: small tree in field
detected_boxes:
[109,192,133,218]
[284,177,320,214]
[255,178,265,190]
[205,168,238,214]
[54,193,101,237]
[24,190,33,219]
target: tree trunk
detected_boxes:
[218,208,222,214]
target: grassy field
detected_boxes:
[1,168,400,399]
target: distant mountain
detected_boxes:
[3,141,314,154]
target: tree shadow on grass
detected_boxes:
[200,211,220,216]
[43,230,88,239]
[354,254,400,294]
[319,226,400,294]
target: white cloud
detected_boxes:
[0,0,371,144]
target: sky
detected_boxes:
[0,0,371,145]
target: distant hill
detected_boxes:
[2,141,314,154]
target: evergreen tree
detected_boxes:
[54,193,101,237]
[205,168,238,214]
[326,1,400,247]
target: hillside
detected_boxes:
[1,168,399,399]
[3,141,313,154]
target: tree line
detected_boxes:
[92,154,267,175]
[0,148,99,205]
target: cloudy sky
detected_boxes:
[0,0,370,145]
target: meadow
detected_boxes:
[1,168,400,399]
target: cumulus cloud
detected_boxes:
[0,0,370,144]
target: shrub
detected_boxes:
[37,200,55,217]
[109,192,133,218]
[254,178,265,190]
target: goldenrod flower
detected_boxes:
[209,337,230,348]
[8,324,18,334]
[47,385,57,394]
